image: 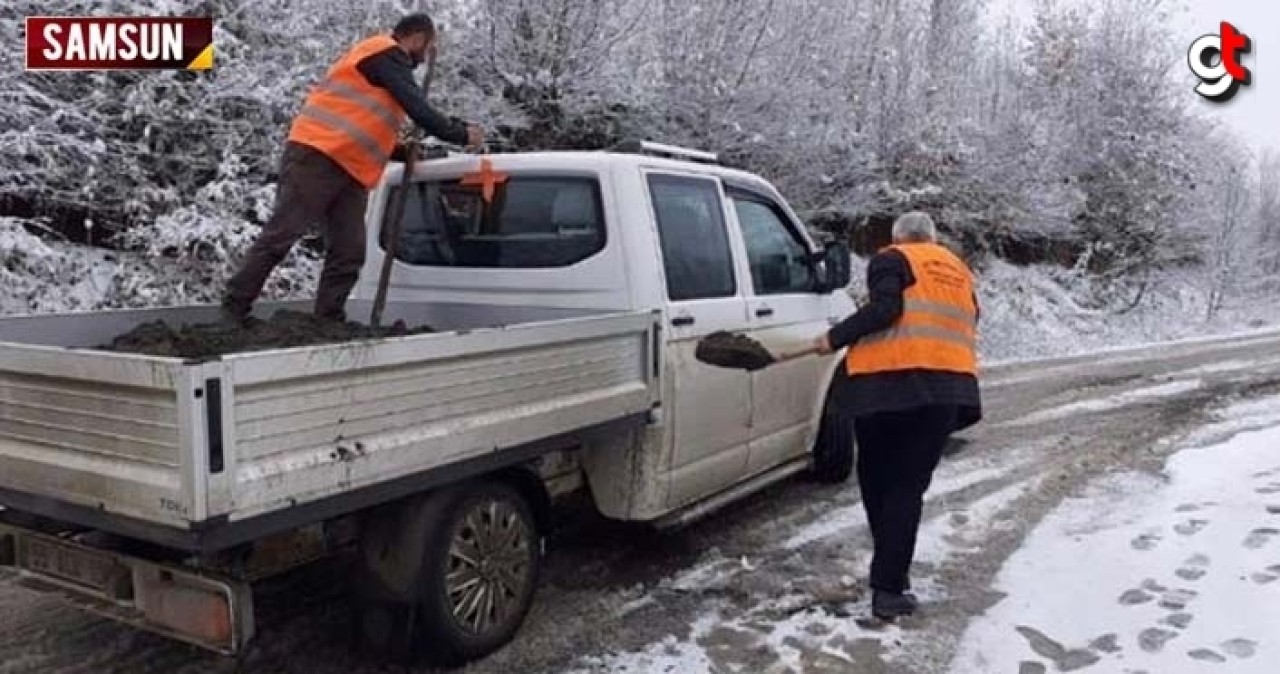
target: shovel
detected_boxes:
[370,45,437,328]
[694,331,823,371]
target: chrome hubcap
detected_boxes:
[446,499,530,634]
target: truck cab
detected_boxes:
[355,140,858,522]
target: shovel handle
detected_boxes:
[371,50,436,327]
[773,345,823,363]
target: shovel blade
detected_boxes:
[694,331,777,371]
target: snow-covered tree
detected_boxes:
[0,0,1271,322]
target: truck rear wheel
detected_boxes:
[355,481,542,667]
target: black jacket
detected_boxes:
[826,247,982,429]
[354,46,469,147]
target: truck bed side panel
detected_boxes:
[212,312,659,522]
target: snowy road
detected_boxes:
[4,328,1280,674]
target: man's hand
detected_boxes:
[814,333,834,355]
[465,124,485,151]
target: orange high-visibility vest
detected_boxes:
[845,242,978,376]
[287,35,408,188]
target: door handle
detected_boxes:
[755,307,774,318]
[672,316,695,327]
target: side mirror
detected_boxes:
[815,241,852,293]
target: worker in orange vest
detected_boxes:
[222,13,483,324]
[814,211,982,621]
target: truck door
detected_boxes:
[725,186,837,476]
[645,172,753,507]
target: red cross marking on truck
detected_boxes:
[460,157,509,204]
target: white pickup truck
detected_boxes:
[0,141,856,666]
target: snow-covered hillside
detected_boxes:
[975,260,1280,362]
[3,0,1278,360]
[4,223,1276,365]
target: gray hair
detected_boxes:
[891,211,937,243]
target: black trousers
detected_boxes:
[224,141,369,321]
[854,404,957,594]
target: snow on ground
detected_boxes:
[974,260,1280,362]
[571,436,1063,674]
[913,477,1044,567]
[565,574,918,674]
[784,438,1048,550]
[1000,380,1204,427]
[947,414,1280,673]
[566,613,721,674]
[1177,356,1280,378]
[1180,394,1280,451]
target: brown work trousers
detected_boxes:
[224,141,369,321]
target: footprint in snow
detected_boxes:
[1249,571,1277,585]
[1176,567,1207,581]
[1243,527,1280,550]
[1120,578,1175,605]
[1188,648,1227,663]
[1119,588,1154,606]
[1141,578,1168,593]
[1013,626,1100,671]
[1187,639,1258,663]
[1159,589,1198,611]
[1088,634,1121,654]
[1175,503,1203,513]
[1174,519,1210,536]
[1257,483,1280,495]
[1131,530,1162,551]
[1221,638,1258,659]
[1161,613,1194,630]
[1175,553,1211,582]
[1138,628,1179,653]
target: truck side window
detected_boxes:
[380,177,606,268]
[647,175,737,301]
[730,193,815,295]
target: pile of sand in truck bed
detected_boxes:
[100,309,433,359]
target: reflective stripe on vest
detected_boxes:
[311,80,402,131]
[295,104,386,166]
[845,243,978,376]
[287,34,407,188]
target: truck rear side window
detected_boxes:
[380,177,606,268]
[647,175,736,301]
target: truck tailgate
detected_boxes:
[0,309,659,547]
[0,346,195,528]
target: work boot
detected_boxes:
[872,590,917,621]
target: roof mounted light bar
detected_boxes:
[609,139,719,164]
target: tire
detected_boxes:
[354,481,542,667]
[811,395,855,484]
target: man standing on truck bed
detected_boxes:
[814,211,982,622]
[221,13,484,324]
